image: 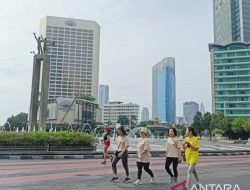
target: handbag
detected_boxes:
[183,152,186,161]
[113,136,125,156]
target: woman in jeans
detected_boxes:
[110,127,130,183]
[134,127,156,185]
[183,127,200,190]
[165,128,182,185]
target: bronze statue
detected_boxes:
[33,33,56,54]
[33,33,42,54]
[41,36,48,54]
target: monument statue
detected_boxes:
[41,36,49,54]
[33,33,43,54]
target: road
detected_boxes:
[0,155,249,190]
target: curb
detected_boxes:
[0,151,249,160]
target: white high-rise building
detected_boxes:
[200,102,205,115]
[141,107,149,122]
[103,101,140,124]
[40,16,100,102]
[98,85,109,107]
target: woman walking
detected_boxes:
[183,127,200,190]
[165,127,182,185]
[101,126,111,164]
[110,127,131,183]
[134,127,156,185]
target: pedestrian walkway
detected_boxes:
[0,155,249,189]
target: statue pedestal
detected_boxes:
[29,54,50,131]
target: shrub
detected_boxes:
[212,128,224,136]
[0,132,95,146]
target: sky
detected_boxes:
[0,0,214,125]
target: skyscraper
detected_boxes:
[98,85,109,107]
[40,16,100,101]
[209,42,250,118]
[183,101,199,126]
[141,107,149,122]
[152,57,176,124]
[213,0,250,45]
[211,1,250,118]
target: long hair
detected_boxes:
[188,127,197,137]
[117,127,127,136]
[167,127,177,137]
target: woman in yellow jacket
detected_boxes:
[183,127,200,190]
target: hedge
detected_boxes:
[0,132,95,146]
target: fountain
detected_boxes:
[82,123,92,134]
[128,127,154,138]
[2,121,11,131]
[67,124,74,132]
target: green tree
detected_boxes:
[202,112,212,140]
[117,115,129,126]
[210,112,230,140]
[80,95,96,102]
[232,118,250,133]
[192,112,203,139]
[5,112,28,131]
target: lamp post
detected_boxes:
[129,102,132,132]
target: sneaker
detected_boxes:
[110,177,119,182]
[170,177,175,185]
[123,177,131,183]
[101,160,106,164]
[150,177,156,184]
[196,183,202,190]
[134,179,142,185]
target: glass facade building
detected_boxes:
[141,107,150,122]
[98,85,109,108]
[152,57,176,124]
[183,101,199,126]
[209,42,250,118]
[214,0,250,45]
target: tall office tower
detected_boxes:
[213,0,250,45]
[152,57,176,124]
[183,101,199,126]
[141,107,150,122]
[98,85,109,107]
[209,42,250,118]
[40,16,100,101]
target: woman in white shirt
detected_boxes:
[110,127,130,183]
[165,127,182,185]
[134,127,156,185]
